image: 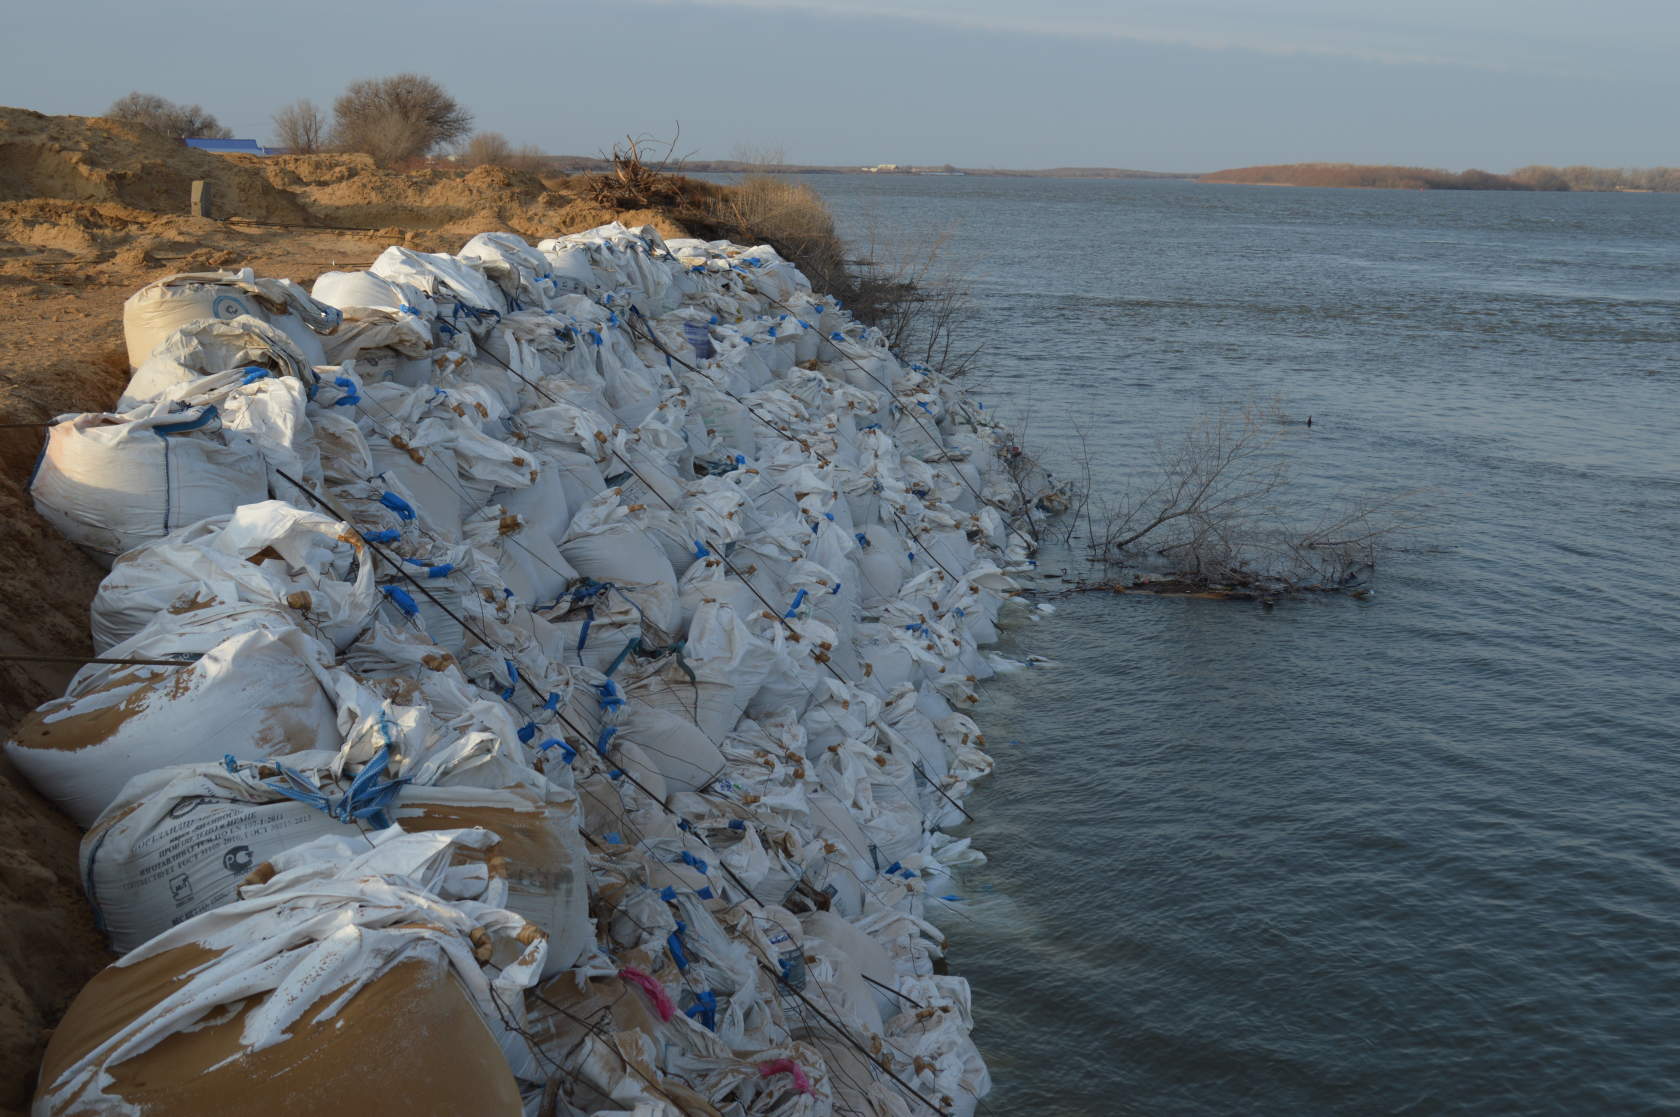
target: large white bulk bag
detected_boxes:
[30,405,270,567]
[463,505,575,608]
[735,245,809,304]
[83,755,593,974]
[370,246,506,326]
[373,553,501,658]
[348,345,437,388]
[36,829,539,1117]
[492,461,571,544]
[626,599,769,741]
[554,447,610,506]
[534,238,600,296]
[368,429,464,542]
[174,365,322,481]
[319,307,433,368]
[459,232,558,308]
[627,504,704,577]
[801,909,901,1024]
[535,583,645,675]
[677,563,764,632]
[90,500,376,653]
[310,268,434,317]
[612,704,726,794]
[5,619,340,827]
[558,494,679,638]
[79,758,355,953]
[123,270,340,369]
[454,424,539,507]
[390,782,593,974]
[854,522,912,607]
[119,314,315,411]
[853,625,920,699]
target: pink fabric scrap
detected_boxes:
[758,1058,815,1095]
[618,965,675,1022]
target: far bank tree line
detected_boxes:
[1199,162,1680,192]
[106,77,539,170]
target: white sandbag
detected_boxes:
[79,756,357,954]
[90,500,377,653]
[391,782,593,974]
[612,703,726,794]
[558,494,679,638]
[119,314,315,411]
[161,367,324,497]
[5,619,340,827]
[368,429,464,542]
[855,522,913,607]
[344,345,436,387]
[454,424,539,506]
[123,270,341,369]
[549,449,609,514]
[802,909,901,1025]
[36,828,539,1117]
[463,505,575,608]
[370,246,507,326]
[319,306,434,367]
[535,583,646,674]
[374,547,514,657]
[84,737,593,971]
[533,238,600,296]
[30,404,270,567]
[458,232,559,308]
[310,268,433,317]
[492,460,571,544]
[626,599,769,741]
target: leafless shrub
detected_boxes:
[106,92,231,138]
[711,174,847,293]
[271,99,326,154]
[331,73,472,166]
[843,226,981,378]
[1091,400,1402,594]
[462,131,548,172]
[463,130,513,167]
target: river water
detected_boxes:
[800,175,1680,1114]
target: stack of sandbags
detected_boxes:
[15,221,1070,1116]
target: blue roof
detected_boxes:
[183,138,272,155]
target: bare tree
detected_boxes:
[106,92,232,138]
[330,74,472,166]
[1103,400,1288,556]
[1091,400,1401,594]
[271,99,326,154]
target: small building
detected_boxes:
[183,138,275,156]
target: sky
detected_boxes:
[2,0,1675,171]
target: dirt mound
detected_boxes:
[0,109,710,261]
[245,154,600,235]
[0,198,205,258]
[0,107,314,225]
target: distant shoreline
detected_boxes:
[1197,162,1680,193]
[543,155,1677,192]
